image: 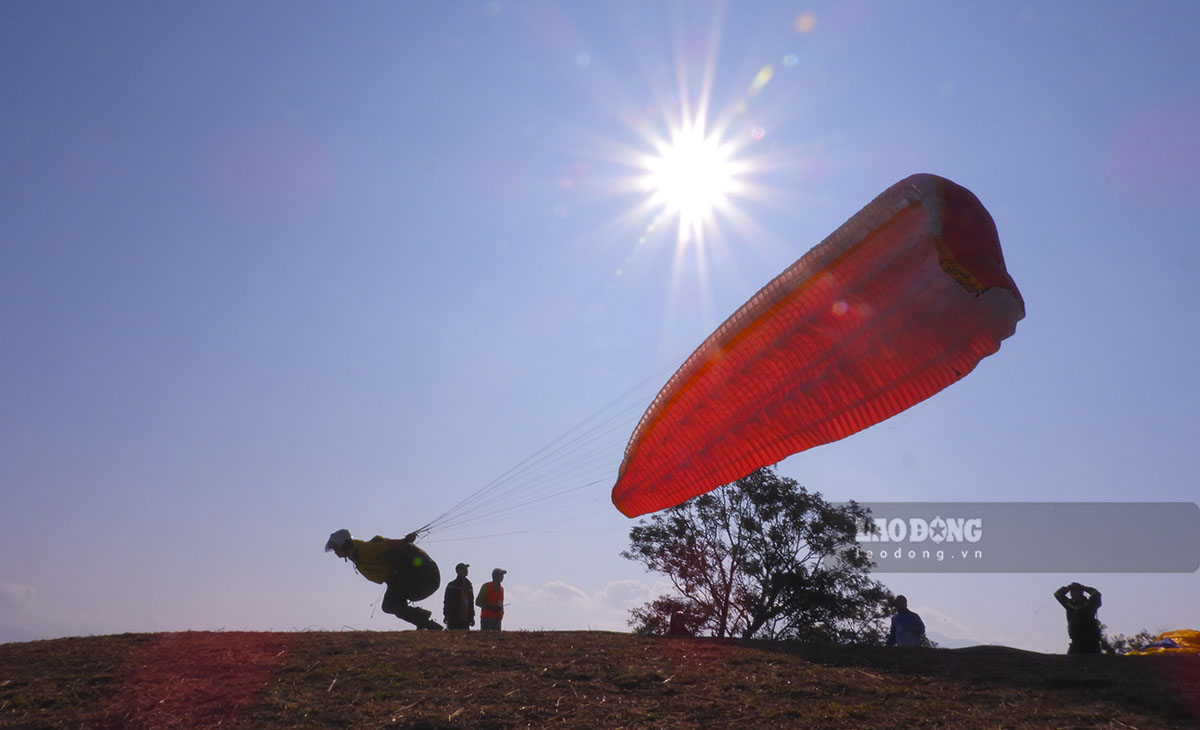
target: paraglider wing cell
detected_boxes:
[612,173,1025,517]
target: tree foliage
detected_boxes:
[1105,628,1158,655]
[622,467,894,643]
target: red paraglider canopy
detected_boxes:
[612,173,1024,517]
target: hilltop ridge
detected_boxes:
[1,630,1196,728]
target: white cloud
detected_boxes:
[532,580,589,603]
[506,578,672,632]
[597,579,654,609]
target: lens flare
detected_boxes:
[749,65,774,96]
[642,123,737,243]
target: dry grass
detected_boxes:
[1,630,1197,729]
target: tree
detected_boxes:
[1106,628,1158,655]
[622,467,894,643]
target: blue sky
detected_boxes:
[2,1,1197,650]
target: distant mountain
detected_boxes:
[927,631,981,649]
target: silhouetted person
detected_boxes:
[476,568,506,630]
[667,611,693,637]
[886,594,926,647]
[1054,582,1102,654]
[325,529,443,630]
[443,562,475,630]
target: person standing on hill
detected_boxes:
[325,529,443,630]
[443,563,475,630]
[1054,582,1102,654]
[476,568,506,631]
[885,595,926,647]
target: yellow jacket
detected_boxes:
[348,536,407,584]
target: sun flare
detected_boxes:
[642,124,737,243]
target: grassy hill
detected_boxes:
[1,630,1196,729]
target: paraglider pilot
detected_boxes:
[325,529,443,630]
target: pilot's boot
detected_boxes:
[396,604,444,631]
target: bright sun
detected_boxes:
[642,122,738,245]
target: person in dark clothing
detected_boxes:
[443,563,475,630]
[667,611,693,637]
[325,529,443,630]
[1054,582,1102,654]
[886,595,926,647]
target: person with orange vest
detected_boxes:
[475,568,506,630]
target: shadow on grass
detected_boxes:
[735,637,1199,728]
